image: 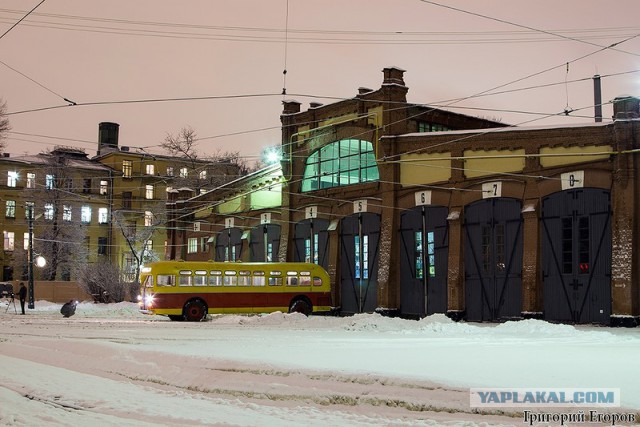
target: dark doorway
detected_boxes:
[250,224,281,262]
[293,219,330,270]
[541,188,611,324]
[464,198,523,321]
[399,206,449,317]
[215,228,243,261]
[340,213,380,314]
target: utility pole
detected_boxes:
[27,203,35,309]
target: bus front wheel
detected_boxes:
[289,299,312,316]
[184,300,207,322]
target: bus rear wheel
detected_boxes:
[289,299,312,316]
[184,300,207,322]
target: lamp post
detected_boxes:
[27,203,34,309]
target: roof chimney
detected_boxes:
[382,66,406,85]
[282,100,301,115]
[612,96,640,120]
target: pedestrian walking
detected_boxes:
[18,282,27,315]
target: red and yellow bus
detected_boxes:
[138,260,332,321]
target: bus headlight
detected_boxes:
[144,294,154,307]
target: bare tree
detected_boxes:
[0,99,11,154]
[162,126,247,193]
[111,206,164,288]
[77,258,129,303]
[34,151,89,280]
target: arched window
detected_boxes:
[301,139,379,192]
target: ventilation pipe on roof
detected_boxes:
[593,75,602,123]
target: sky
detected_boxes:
[1,301,639,426]
[1,1,640,164]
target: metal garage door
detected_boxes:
[465,198,523,322]
[250,224,281,262]
[541,189,611,324]
[293,219,330,270]
[399,206,449,317]
[340,213,380,314]
[215,227,243,261]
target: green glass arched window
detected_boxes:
[301,139,379,192]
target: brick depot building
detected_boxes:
[168,67,640,326]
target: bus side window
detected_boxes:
[157,274,174,287]
[224,270,237,286]
[268,271,282,286]
[313,277,323,286]
[194,270,207,286]
[253,271,265,287]
[299,273,311,287]
[286,272,298,286]
[178,270,192,286]
[238,270,251,287]
[209,271,222,286]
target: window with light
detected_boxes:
[180,167,188,178]
[63,205,72,221]
[301,139,379,192]
[98,208,109,224]
[26,173,35,189]
[144,211,154,226]
[100,180,108,195]
[122,160,132,178]
[44,203,55,220]
[3,231,15,251]
[5,200,15,218]
[146,164,155,175]
[188,238,198,253]
[145,185,154,200]
[45,174,55,190]
[7,171,17,187]
[81,206,92,223]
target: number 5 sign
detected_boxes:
[353,199,368,213]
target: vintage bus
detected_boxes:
[138,260,333,321]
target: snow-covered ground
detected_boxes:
[0,301,639,426]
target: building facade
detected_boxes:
[0,122,243,286]
[169,67,640,326]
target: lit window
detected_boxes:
[144,211,154,226]
[45,174,55,189]
[145,185,154,200]
[100,180,108,195]
[187,238,198,253]
[180,167,188,178]
[3,231,15,251]
[5,200,16,218]
[23,233,29,250]
[98,207,109,224]
[301,139,379,192]
[146,164,155,175]
[63,205,72,221]
[81,206,92,223]
[166,167,174,176]
[44,203,55,220]
[7,171,17,187]
[26,173,35,189]
[122,160,132,178]
[199,170,207,180]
